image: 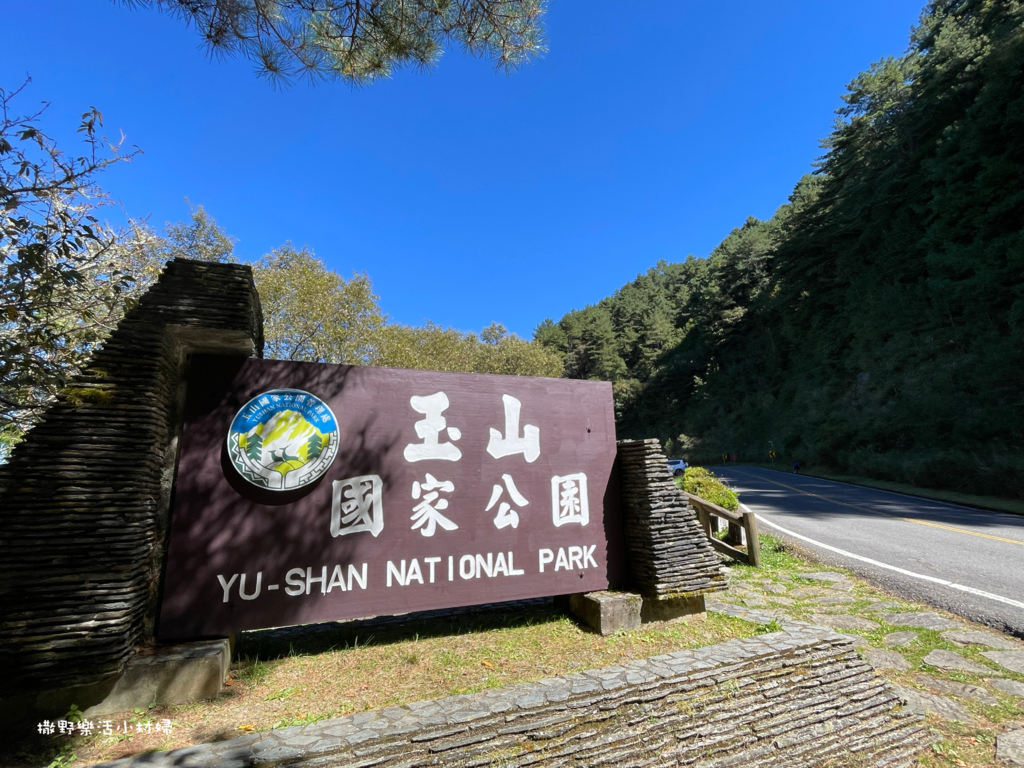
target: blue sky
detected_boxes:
[4,1,925,339]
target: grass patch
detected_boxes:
[11,533,1021,767]
[5,601,758,767]
[749,534,806,571]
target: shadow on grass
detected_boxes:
[235,597,564,662]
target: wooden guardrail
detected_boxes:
[684,493,761,567]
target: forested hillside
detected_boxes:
[536,0,1024,497]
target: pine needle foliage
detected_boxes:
[125,0,547,85]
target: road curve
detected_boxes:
[710,465,1024,638]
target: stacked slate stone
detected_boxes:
[89,627,931,768]
[0,260,263,697]
[616,438,726,598]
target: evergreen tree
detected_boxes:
[245,431,264,462]
[305,432,324,462]
[125,0,547,85]
[569,0,1024,497]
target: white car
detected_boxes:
[667,459,688,477]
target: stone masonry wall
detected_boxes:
[92,624,930,768]
[617,438,727,599]
[0,260,262,697]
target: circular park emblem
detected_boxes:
[227,389,339,491]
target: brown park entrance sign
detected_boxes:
[157,355,623,640]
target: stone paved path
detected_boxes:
[710,555,1024,765]
[922,648,994,674]
[983,651,1024,674]
[818,595,856,604]
[879,612,964,631]
[868,601,904,611]
[992,679,1024,699]
[801,572,851,582]
[998,726,1024,766]
[943,630,1020,650]
[892,685,974,723]
[884,631,919,647]
[864,648,910,671]
[911,674,999,706]
[835,632,869,648]
[810,613,879,631]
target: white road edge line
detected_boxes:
[741,503,1024,612]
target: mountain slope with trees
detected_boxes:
[537,0,1024,497]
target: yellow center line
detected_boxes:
[729,468,1024,547]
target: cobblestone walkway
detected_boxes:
[708,552,1024,766]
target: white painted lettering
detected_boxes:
[425,556,441,583]
[539,548,554,573]
[476,553,493,578]
[555,548,570,571]
[285,568,306,596]
[348,563,367,591]
[534,546,598,575]
[551,473,590,527]
[493,552,509,577]
[448,555,454,581]
[568,545,583,571]
[509,551,525,576]
[217,573,238,603]
[407,558,424,585]
[327,565,347,593]
[331,475,384,538]
[404,392,462,462]
[386,560,406,587]
[306,566,327,595]
[239,572,262,600]
[459,554,476,580]
[486,395,540,463]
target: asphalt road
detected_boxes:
[710,466,1024,638]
